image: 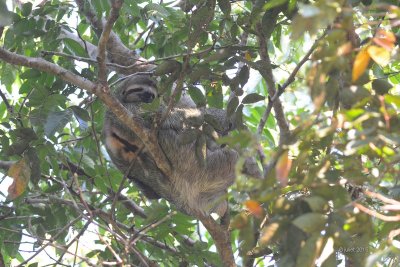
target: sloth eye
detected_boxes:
[140,92,155,103]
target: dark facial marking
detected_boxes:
[112,132,139,153]
[139,92,155,103]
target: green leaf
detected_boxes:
[63,38,88,57]
[154,60,181,75]
[25,147,41,185]
[296,233,323,267]
[372,79,392,95]
[218,0,231,16]
[385,94,400,107]
[70,106,90,131]
[227,96,239,116]
[144,3,170,18]
[141,97,160,112]
[238,65,249,87]
[21,2,33,17]
[20,69,41,80]
[303,196,328,212]
[292,213,327,233]
[206,84,223,109]
[1,64,16,88]
[188,86,206,107]
[264,0,288,11]
[44,109,73,137]
[13,19,35,37]
[70,106,90,121]
[242,93,265,104]
[235,103,244,129]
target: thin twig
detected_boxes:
[131,211,177,245]
[133,22,155,46]
[353,202,400,222]
[364,189,400,205]
[16,215,83,267]
[97,0,123,83]
[0,88,12,112]
[56,219,93,264]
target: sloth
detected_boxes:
[103,74,244,217]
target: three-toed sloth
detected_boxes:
[103,74,250,217]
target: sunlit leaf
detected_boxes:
[263,0,288,11]
[352,47,371,82]
[367,45,390,67]
[292,213,327,233]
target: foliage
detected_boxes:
[0,0,400,266]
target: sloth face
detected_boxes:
[119,76,158,103]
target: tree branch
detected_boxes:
[97,0,123,83]
[0,88,12,113]
[255,21,290,146]
[199,216,236,267]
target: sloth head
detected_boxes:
[117,75,157,103]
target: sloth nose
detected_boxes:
[140,92,155,103]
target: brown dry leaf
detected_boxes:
[275,150,292,187]
[244,200,263,218]
[7,158,31,199]
[368,45,391,67]
[373,29,396,51]
[352,47,371,82]
[337,42,352,56]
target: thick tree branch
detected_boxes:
[0,47,172,177]
[256,21,290,146]
[199,216,236,267]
